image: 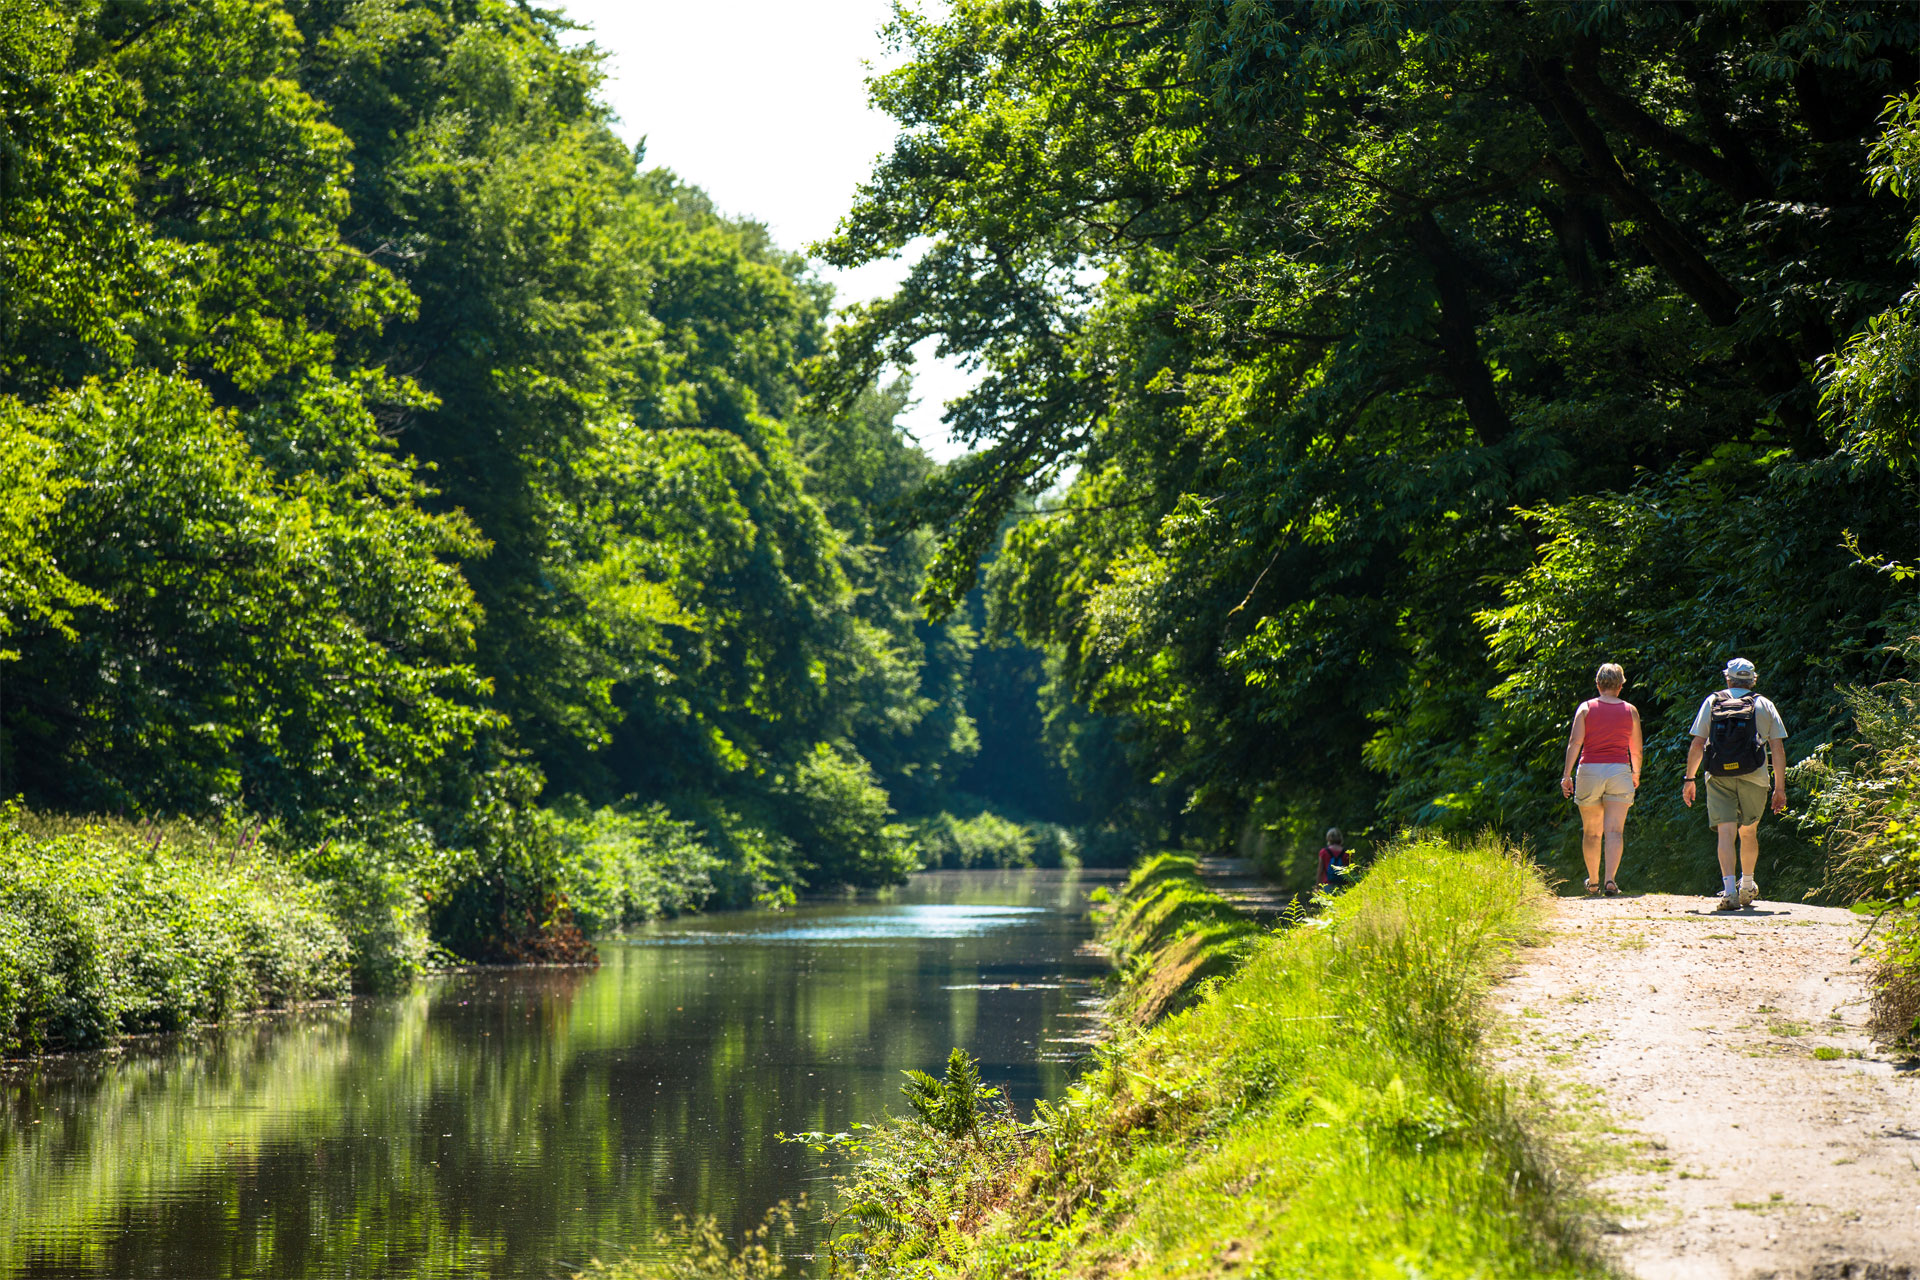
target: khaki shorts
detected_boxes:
[1705,773,1770,827]
[1573,763,1635,806]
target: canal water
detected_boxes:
[0,870,1111,1279]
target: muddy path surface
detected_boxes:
[1495,893,1920,1280]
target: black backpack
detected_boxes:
[1703,692,1766,776]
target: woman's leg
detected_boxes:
[1602,799,1631,886]
[1579,803,1604,888]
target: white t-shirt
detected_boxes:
[1690,689,1787,782]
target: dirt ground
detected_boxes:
[1495,892,1920,1280]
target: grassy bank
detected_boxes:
[0,810,349,1055]
[1092,854,1260,1025]
[797,834,1601,1279]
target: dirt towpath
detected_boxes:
[1495,893,1920,1279]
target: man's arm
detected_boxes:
[1561,704,1588,798]
[1682,735,1707,807]
[1769,737,1787,812]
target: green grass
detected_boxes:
[0,809,350,1055]
[1096,854,1261,1024]
[798,834,1606,1280]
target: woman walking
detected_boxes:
[1560,663,1642,895]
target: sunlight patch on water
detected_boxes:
[640,904,1048,944]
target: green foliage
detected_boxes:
[901,1047,999,1139]
[821,0,1920,877]
[813,836,1601,1278]
[0,0,1061,959]
[549,802,722,933]
[775,743,915,889]
[910,805,1078,870]
[6,372,491,824]
[574,1201,803,1280]
[0,807,349,1055]
[1794,640,1920,1048]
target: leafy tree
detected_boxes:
[2,373,490,824]
[821,0,1920,871]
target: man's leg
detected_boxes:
[1601,800,1630,886]
[1715,821,1737,876]
[1579,804,1604,887]
[1737,823,1759,876]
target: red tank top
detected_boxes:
[1582,699,1633,764]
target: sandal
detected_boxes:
[1604,880,1620,896]
[1583,877,1599,895]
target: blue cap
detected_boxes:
[1724,657,1757,680]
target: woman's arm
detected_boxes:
[1629,704,1644,787]
[1561,703,1588,797]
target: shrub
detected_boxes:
[910,808,1082,870]
[1795,647,1920,1049]
[550,803,722,932]
[912,810,1034,869]
[775,743,914,888]
[294,835,436,994]
[0,809,349,1055]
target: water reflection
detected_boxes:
[0,870,1111,1279]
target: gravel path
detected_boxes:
[1495,892,1920,1279]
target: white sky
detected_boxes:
[557,0,973,461]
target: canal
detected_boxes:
[0,869,1111,1279]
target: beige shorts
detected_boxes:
[1705,773,1769,827]
[1573,763,1635,806]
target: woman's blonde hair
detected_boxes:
[1325,827,1343,844]
[1595,663,1626,691]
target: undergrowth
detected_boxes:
[796,834,1604,1279]
[0,806,350,1054]
[1794,648,1920,1050]
[909,808,1078,870]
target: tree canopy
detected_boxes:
[821,0,1920,883]
[0,0,1058,943]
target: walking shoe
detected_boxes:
[1714,892,1742,912]
[1738,877,1758,908]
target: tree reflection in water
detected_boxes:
[0,869,1112,1279]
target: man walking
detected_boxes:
[1681,657,1788,911]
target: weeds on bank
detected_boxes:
[794,834,1607,1280]
[575,1201,804,1280]
[1792,648,1920,1050]
[0,807,350,1054]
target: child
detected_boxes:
[1317,827,1352,889]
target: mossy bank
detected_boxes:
[794,836,1605,1279]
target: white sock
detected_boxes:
[1723,875,1738,897]
[1741,874,1756,889]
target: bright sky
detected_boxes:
[557,0,972,460]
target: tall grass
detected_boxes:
[0,808,349,1055]
[803,834,1603,1279]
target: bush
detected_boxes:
[775,743,914,888]
[1795,647,1920,1049]
[910,805,1082,870]
[294,835,436,994]
[550,803,722,932]
[0,809,349,1055]
[912,810,1034,869]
